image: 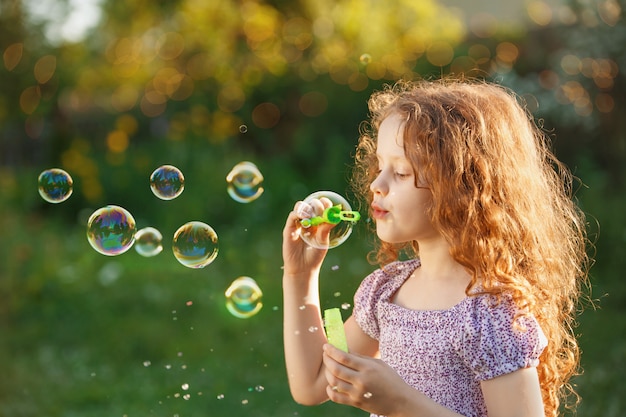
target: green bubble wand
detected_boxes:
[299,204,360,228]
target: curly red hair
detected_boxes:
[351,78,591,417]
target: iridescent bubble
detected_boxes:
[172,221,218,268]
[86,205,136,256]
[239,124,248,133]
[225,276,263,319]
[226,161,264,203]
[297,191,357,250]
[38,168,73,203]
[360,53,372,65]
[150,165,184,200]
[134,227,163,257]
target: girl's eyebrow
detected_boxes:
[375,153,411,163]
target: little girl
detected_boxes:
[281,79,589,417]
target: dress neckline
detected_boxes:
[386,259,474,313]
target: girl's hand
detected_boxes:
[322,343,413,417]
[282,198,334,277]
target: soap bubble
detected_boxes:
[172,221,218,268]
[360,53,372,65]
[225,276,263,319]
[297,191,357,250]
[150,165,184,200]
[86,205,137,256]
[239,124,248,133]
[134,227,163,257]
[226,161,264,203]
[37,168,73,203]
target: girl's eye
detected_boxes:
[394,172,411,178]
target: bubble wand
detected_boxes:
[299,204,360,228]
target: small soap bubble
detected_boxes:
[86,205,137,256]
[297,191,357,250]
[226,161,264,203]
[134,227,163,257]
[172,221,219,268]
[308,326,318,333]
[239,124,248,133]
[225,276,263,319]
[38,168,73,203]
[363,391,373,399]
[217,394,225,400]
[255,385,265,392]
[183,394,191,400]
[181,383,189,390]
[360,53,372,65]
[341,302,351,310]
[150,164,185,200]
[143,360,151,367]
[331,265,340,271]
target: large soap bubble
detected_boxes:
[226,161,264,203]
[150,165,185,200]
[297,191,359,250]
[172,221,219,268]
[225,276,263,319]
[38,168,73,203]
[86,205,137,256]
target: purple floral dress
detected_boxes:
[353,259,547,417]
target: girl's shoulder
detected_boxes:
[353,259,420,340]
[457,291,548,380]
[367,258,420,288]
[356,259,421,303]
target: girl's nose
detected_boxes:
[370,172,387,195]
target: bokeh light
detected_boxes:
[86,205,137,256]
[37,168,73,203]
[225,276,263,319]
[172,221,219,268]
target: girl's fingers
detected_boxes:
[319,196,333,209]
[294,201,313,219]
[323,343,362,370]
[297,197,334,219]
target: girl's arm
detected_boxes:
[480,367,545,417]
[282,201,334,404]
[282,201,378,405]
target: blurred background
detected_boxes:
[1,0,624,415]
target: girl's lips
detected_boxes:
[371,204,388,219]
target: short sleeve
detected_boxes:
[353,269,384,340]
[459,294,548,381]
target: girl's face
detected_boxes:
[370,113,438,244]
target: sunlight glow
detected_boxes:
[25,0,102,44]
